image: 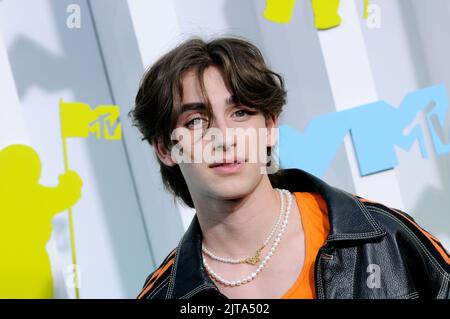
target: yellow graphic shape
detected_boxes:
[263,0,370,30]
[364,0,369,20]
[59,99,122,298]
[312,0,342,30]
[0,144,82,298]
[60,99,122,140]
[263,0,296,23]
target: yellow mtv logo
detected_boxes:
[60,99,122,140]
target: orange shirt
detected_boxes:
[281,192,330,299]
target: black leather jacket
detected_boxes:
[137,168,450,299]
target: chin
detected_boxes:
[202,164,265,200]
[209,179,255,200]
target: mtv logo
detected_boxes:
[277,84,449,177]
[88,106,121,140]
[60,100,122,140]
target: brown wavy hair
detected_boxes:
[129,35,288,208]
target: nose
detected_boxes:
[211,129,236,153]
[208,117,236,153]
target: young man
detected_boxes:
[130,36,450,299]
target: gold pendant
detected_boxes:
[243,246,264,265]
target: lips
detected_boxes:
[208,159,245,168]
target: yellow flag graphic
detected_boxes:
[60,99,122,140]
[58,98,122,299]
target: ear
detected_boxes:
[154,138,177,167]
[265,114,278,148]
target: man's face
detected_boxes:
[164,65,277,202]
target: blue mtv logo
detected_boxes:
[277,84,450,177]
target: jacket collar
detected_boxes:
[166,168,386,299]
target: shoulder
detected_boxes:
[351,194,450,273]
[136,248,177,299]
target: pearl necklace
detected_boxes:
[202,188,285,265]
[202,189,292,287]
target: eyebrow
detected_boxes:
[179,95,237,115]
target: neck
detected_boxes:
[193,175,284,258]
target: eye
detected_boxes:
[233,109,250,118]
[185,117,207,129]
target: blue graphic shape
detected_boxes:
[276,84,449,177]
[277,111,351,178]
[425,85,450,155]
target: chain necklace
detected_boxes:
[202,188,285,265]
[202,189,292,287]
